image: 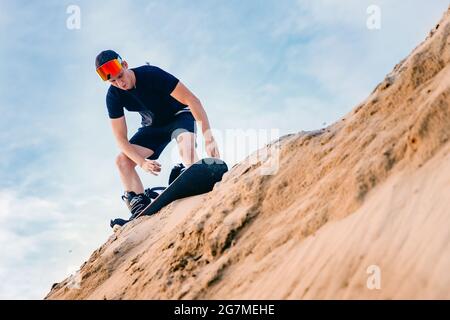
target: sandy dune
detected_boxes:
[46,7,450,299]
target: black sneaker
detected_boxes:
[121,191,151,219]
[144,187,166,200]
[168,163,186,184]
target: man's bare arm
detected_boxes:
[170,81,220,158]
[170,81,213,139]
[110,116,146,166]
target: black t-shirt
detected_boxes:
[106,64,190,127]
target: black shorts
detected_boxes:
[129,112,197,160]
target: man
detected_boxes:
[95,50,220,217]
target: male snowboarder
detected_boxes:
[95,50,220,217]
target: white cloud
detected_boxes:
[266,0,450,117]
[0,189,120,299]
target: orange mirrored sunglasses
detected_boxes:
[96,57,123,81]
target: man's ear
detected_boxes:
[121,60,129,69]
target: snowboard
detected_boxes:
[110,157,228,229]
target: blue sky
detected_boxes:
[0,0,448,299]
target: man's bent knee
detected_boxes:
[176,132,195,145]
[115,153,136,171]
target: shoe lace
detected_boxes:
[130,194,144,208]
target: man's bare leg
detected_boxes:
[176,132,199,168]
[116,144,154,194]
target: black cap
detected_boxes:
[95,50,121,68]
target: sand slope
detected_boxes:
[46,7,450,299]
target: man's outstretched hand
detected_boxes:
[140,159,161,175]
[205,137,220,159]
